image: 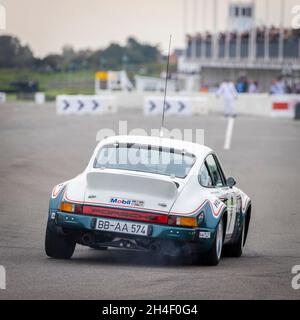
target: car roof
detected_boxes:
[99,135,212,160]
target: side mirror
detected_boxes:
[227,177,236,188]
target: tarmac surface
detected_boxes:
[0,102,299,299]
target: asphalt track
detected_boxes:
[0,102,299,300]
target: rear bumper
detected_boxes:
[49,211,215,252]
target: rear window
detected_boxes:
[93,143,196,179]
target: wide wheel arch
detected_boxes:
[243,204,251,246]
[221,210,228,241]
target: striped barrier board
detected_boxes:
[56,95,117,115]
[144,96,208,116]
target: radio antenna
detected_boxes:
[160,34,172,138]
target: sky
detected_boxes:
[0,0,299,57]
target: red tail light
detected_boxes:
[74,204,83,214]
[167,215,177,226]
[82,205,168,224]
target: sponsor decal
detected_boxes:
[50,212,56,220]
[199,231,211,239]
[51,183,64,198]
[213,199,222,209]
[272,102,289,110]
[209,199,224,218]
[158,202,167,208]
[110,197,144,207]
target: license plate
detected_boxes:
[95,218,149,236]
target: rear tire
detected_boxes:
[201,218,224,266]
[45,221,76,259]
[223,220,245,257]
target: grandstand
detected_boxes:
[184,28,300,61]
[179,1,300,92]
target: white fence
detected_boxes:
[142,93,300,118]
[56,95,117,115]
[205,93,300,118]
[52,92,300,118]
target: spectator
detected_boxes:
[270,76,286,95]
[236,76,248,93]
[284,80,292,94]
[236,79,244,93]
[249,80,259,93]
[292,82,300,94]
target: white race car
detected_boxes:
[46,135,251,266]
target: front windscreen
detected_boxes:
[93,143,196,179]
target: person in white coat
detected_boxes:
[216,80,238,117]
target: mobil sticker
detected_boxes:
[110,197,144,207]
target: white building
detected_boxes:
[179,1,300,92]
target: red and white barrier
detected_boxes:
[271,95,300,118]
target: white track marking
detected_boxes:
[224,117,235,150]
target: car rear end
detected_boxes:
[46,138,215,258]
[52,199,213,257]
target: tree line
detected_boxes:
[0,35,162,72]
